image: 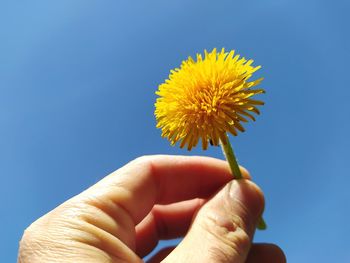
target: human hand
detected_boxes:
[18,155,285,263]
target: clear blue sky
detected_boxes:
[1,1,349,262]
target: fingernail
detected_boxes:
[228,180,265,223]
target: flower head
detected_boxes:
[155,48,264,150]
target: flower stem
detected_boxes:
[220,133,267,230]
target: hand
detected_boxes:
[18,155,285,263]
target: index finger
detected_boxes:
[81,155,249,225]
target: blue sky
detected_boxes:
[1,1,349,262]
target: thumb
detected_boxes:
[164,180,264,263]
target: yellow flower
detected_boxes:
[155,48,264,150]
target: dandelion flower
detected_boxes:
[154,48,267,229]
[155,48,265,151]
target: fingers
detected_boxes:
[135,199,205,257]
[18,155,264,263]
[246,243,286,263]
[69,155,251,258]
[131,157,250,257]
[69,155,239,253]
[80,155,247,226]
[163,180,265,263]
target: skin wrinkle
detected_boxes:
[33,206,138,263]
[68,238,130,263]
[21,223,108,263]
[81,196,135,249]
[33,213,88,242]
[208,245,235,263]
[226,183,253,235]
[72,221,141,263]
[102,182,141,226]
[74,221,121,254]
[62,242,123,263]
[201,213,251,262]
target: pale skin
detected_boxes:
[18,155,286,263]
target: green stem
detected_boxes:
[220,134,243,179]
[220,133,267,230]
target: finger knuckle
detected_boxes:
[201,214,251,261]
